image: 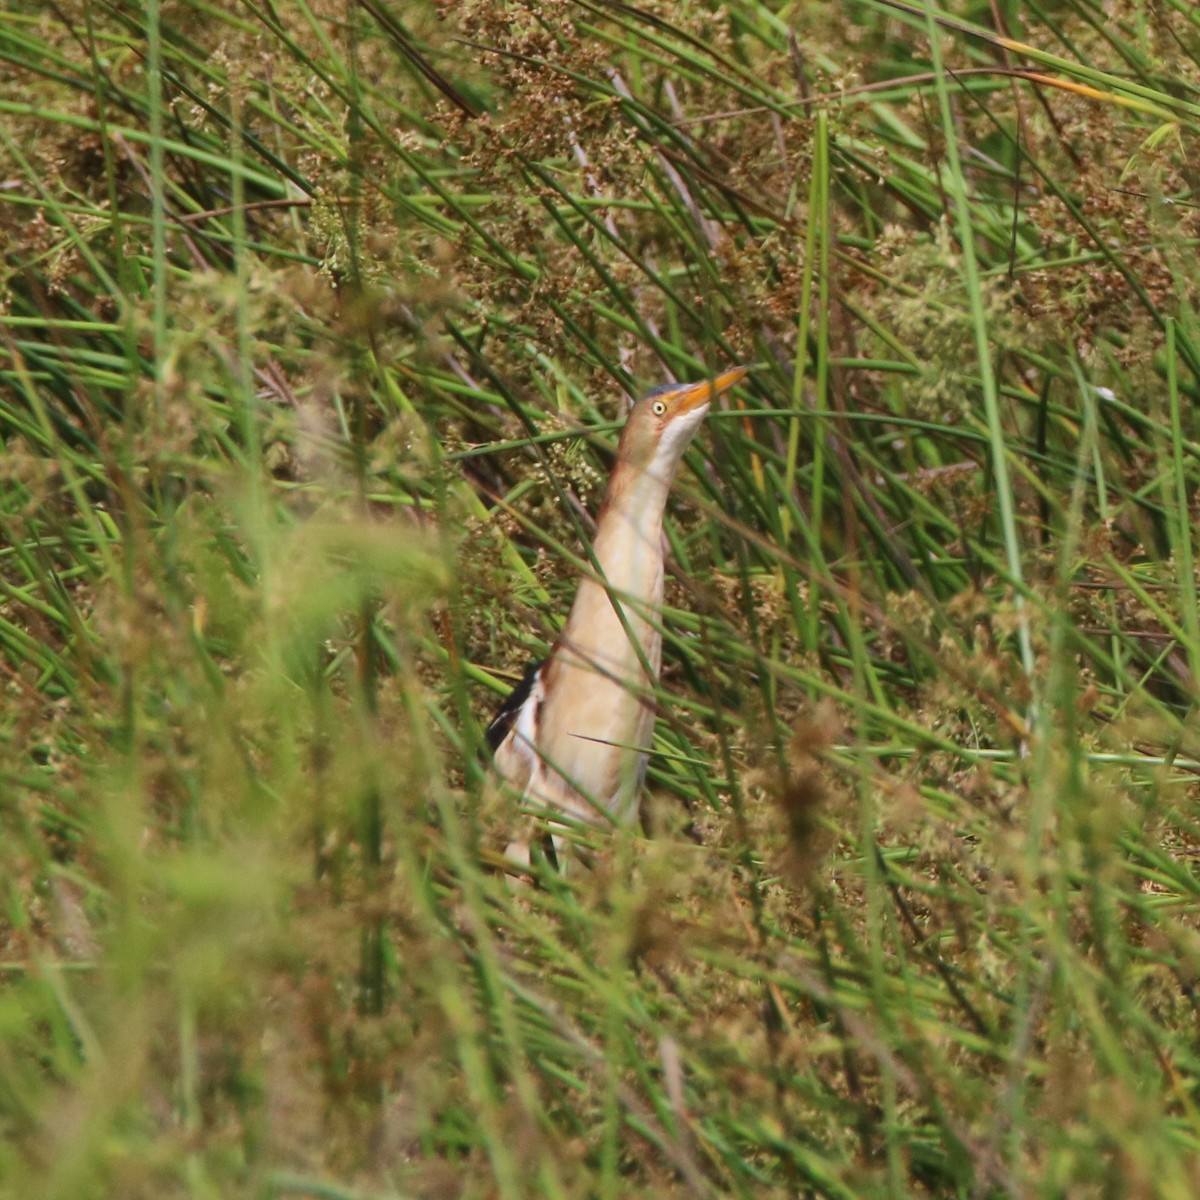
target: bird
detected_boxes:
[485,366,749,871]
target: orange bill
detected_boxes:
[670,365,750,414]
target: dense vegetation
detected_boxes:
[3,1,1200,1196]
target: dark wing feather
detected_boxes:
[486,660,544,756]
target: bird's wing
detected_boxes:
[486,660,546,783]
[486,659,544,754]
[487,661,562,871]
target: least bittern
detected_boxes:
[487,366,749,869]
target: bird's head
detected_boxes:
[617,366,748,477]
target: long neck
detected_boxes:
[592,456,672,593]
[559,455,673,662]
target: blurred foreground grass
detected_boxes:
[3,1,1200,1196]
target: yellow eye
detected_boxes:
[652,400,666,416]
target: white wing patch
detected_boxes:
[497,671,543,785]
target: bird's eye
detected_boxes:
[651,400,666,416]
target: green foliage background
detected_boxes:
[3,1,1200,1196]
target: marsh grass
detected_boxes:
[3,0,1200,1196]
